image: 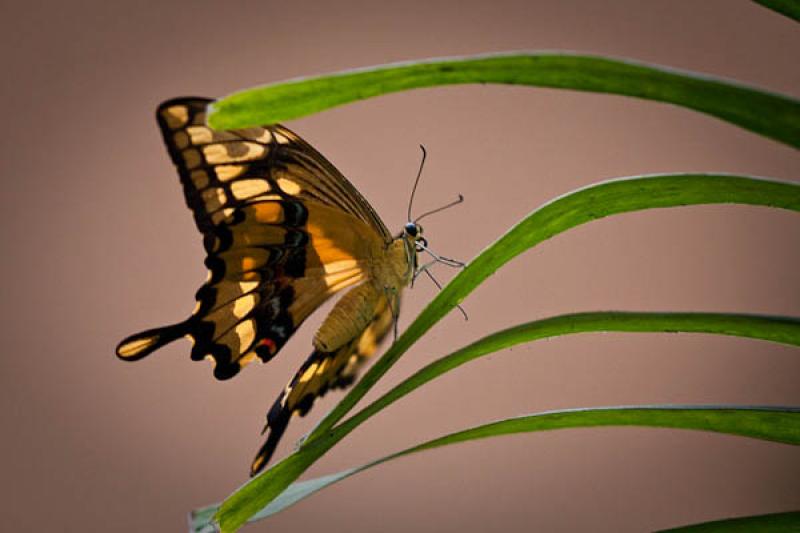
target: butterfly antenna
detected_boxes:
[407,145,427,222]
[414,194,464,223]
[423,269,468,321]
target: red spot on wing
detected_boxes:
[259,338,277,355]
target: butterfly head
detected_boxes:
[403,222,427,251]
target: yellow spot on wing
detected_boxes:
[203,142,266,164]
[162,105,189,128]
[276,177,301,195]
[239,351,258,367]
[117,335,157,358]
[235,320,256,351]
[251,455,265,473]
[231,179,270,200]
[216,164,246,182]
[239,280,259,293]
[273,131,291,144]
[186,125,213,144]
[315,358,330,376]
[298,363,319,384]
[232,294,257,318]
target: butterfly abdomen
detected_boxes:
[312,237,413,353]
[313,282,380,352]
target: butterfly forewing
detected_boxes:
[117,96,410,476]
[117,97,390,379]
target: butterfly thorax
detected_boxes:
[313,235,415,353]
[373,235,417,291]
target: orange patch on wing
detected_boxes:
[250,202,284,224]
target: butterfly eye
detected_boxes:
[404,222,418,237]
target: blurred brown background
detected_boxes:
[2,1,798,531]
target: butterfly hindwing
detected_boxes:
[251,292,399,475]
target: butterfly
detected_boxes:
[116,97,462,476]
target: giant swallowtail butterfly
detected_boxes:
[116,97,460,476]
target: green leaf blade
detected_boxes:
[340,312,800,435]
[658,510,800,532]
[753,0,800,22]
[208,53,800,148]
[214,174,800,531]
[197,406,800,530]
[313,174,800,442]
[211,310,800,531]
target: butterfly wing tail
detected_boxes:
[116,322,188,361]
[249,346,323,476]
[250,399,292,477]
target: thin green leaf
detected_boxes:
[207,310,799,529]
[207,52,800,148]
[338,312,800,437]
[196,406,799,530]
[312,175,800,443]
[216,174,800,531]
[753,0,800,22]
[658,510,800,532]
[214,437,341,533]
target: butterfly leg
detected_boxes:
[411,259,438,288]
[411,250,468,321]
[412,252,466,288]
[417,241,466,269]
